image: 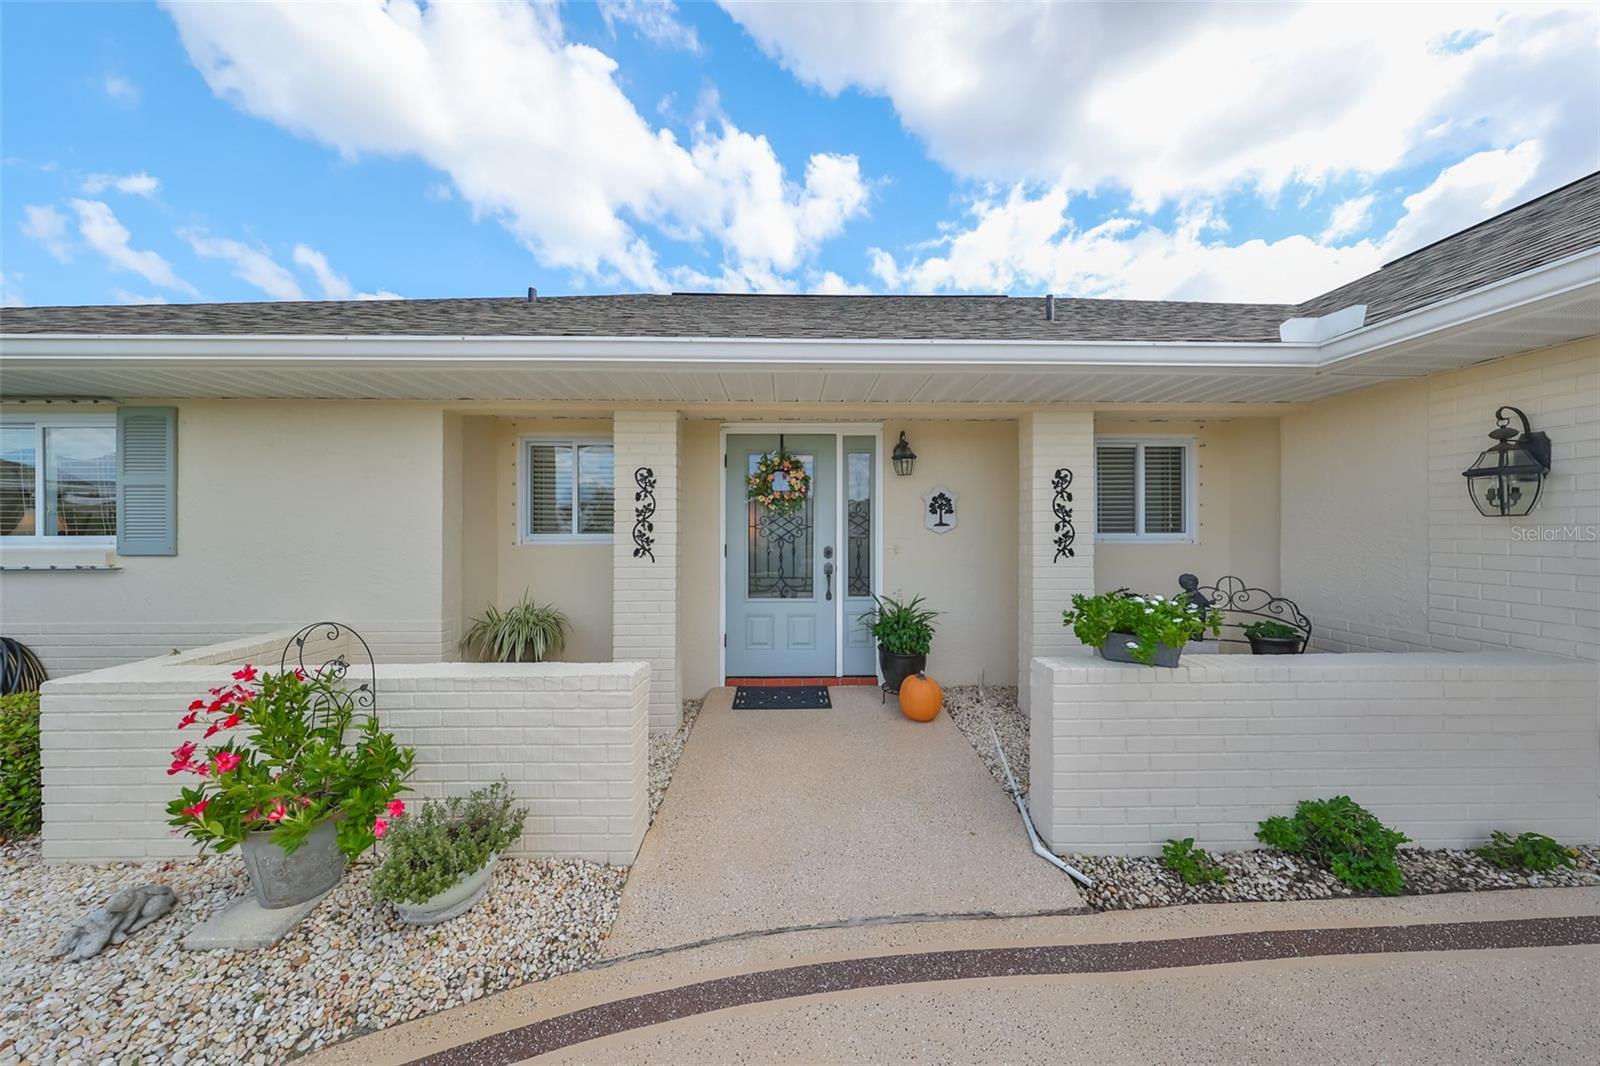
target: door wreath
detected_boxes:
[747,450,810,515]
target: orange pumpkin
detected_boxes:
[898,672,943,722]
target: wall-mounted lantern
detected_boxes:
[891,431,917,477]
[1461,405,1551,517]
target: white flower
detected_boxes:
[1125,640,1138,649]
[1144,608,1155,614]
[1130,596,1145,603]
[1150,594,1165,601]
[1186,604,1198,612]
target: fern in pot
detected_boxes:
[371,781,527,925]
[859,594,939,694]
[461,592,570,663]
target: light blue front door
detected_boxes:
[727,434,837,676]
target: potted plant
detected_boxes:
[166,665,415,908]
[1243,620,1303,655]
[461,591,570,662]
[1062,591,1222,667]
[859,594,939,693]
[370,780,528,925]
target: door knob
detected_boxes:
[824,560,834,601]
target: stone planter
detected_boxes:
[878,647,927,694]
[393,853,500,926]
[239,818,346,909]
[1247,633,1303,655]
[1097,633,1183,668]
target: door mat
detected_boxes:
[732,686,832,710]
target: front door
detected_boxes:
[726,434,837,676]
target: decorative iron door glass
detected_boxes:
[726,434,837,677]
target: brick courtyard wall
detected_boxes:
[40,637,649,866]
[1028,649,1600,855]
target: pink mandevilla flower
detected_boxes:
[177,711,199,730]
[267,802,287,823]
[372,817,390,839]
[386,799,406,818]
[181,799,209,818]
[233,664,259,682]
[212,751,242,774]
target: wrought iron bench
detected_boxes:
[1178,574,1312,653]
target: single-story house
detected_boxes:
[3,173,1597,863]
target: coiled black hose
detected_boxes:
[0,638,47,695]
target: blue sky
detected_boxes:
[2,1,1596,309]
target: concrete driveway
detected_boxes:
[602,685,1084,958]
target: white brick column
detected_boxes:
[613,410,683,730]
[1018,410,1096,712]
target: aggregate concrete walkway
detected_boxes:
[601,685,1084,958]
[311,888,1600,1065]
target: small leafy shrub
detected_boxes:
[1162,837,1228,885]
[371,781,528,905]
[0,691,42,837]
[166,665,415,859]
[859,594,939,656]
[1474,830,1577,872]
[1242,620,1300,640]
[1256,796,1410,895]
[1062,591,1222,665]
[461,592,570,663]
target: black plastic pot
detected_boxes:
[879,647,927,693]
[1246,633,1302,655]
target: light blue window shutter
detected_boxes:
[116,407,177,555]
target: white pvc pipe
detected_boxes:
[988,721,1095,889]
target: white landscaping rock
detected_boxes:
[647,697,703,822]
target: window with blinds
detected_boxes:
[1094,439,1192,540]
[523,438,614,540]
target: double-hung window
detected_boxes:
[1,415,118,544]
[521,437,614,542]
[1095,438,1195,542]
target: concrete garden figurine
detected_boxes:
[165,664,415,908]
[370,781,528,925]
[1064,590,1223,667]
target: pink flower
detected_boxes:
[294,668,308,682]
[372,817,389,839]
[212,751,242,775]
[386,799,406,818]
[220,712,242,731]
[188,699,206,711]
[233,664,258,682]
[177,711,199,730]
[267,802,287,823]
[181,799,209,818]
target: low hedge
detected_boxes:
[0,691,42,838]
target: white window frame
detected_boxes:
[1093,436,1197,544]
[517,435,614,544]
[0,412,118,549]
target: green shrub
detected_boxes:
[1474,830,1576,872]
[1162,837,1228,885]
[1242,620,1300,640]
[859,594,939,656]
[1062,591,1222,666]
[371,781,527,906]
[0,691,42,838]
[1256,796,1410,896]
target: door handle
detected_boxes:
[824,560,835,601]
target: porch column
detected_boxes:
[613,410,683,731]
[1017,410,1096,713]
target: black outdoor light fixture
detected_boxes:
[891,431,917,476]
[1461,405,1552,518]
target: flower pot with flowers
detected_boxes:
[166,664,415,908]
[1063,590,1223,668]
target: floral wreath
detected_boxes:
[747,450,810,515]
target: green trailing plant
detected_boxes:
[1062,591,1222,666]
[0,691,42,838]
[461,592,570,663]
[1256,796,1410,896]
[371,781,528,906]
[1474,830,1577,872]
[1162,837,1228,885]
[858,594,939,656]
[1242,620,1300,640]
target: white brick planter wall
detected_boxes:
[1029,650,1600,855]
[40,637,649,866]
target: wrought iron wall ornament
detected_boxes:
[279,621,377,727]
[1051,467,1076,562]
[632,467,656,562]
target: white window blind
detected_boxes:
[1095,440,1192,540]
[525,439,613,540]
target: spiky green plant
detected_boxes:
[460,593,570,663]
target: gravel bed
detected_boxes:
[647,697,703,823]
[944,685,1026,794]
[0,836,625,1064]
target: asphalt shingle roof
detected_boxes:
[3,173,1596,344]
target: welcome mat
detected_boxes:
[732,686,832,710]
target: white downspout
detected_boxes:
[989,721,1095,889]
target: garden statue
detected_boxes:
[54,884,178,961]
[1176,573,1214,613]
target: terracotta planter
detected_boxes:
[878,648,926,694]
[239,818,346,909]
[394,853,500,926]
[1097,633,1183,668]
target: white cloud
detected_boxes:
[291,243,401,301]
[1376,141,1542,259]
[103,74,141,106]
[112,289,170,305]
[810,270,872,295]
[81,171,161,197]
[1321,194,1376,243]
[0,273,23,308]
[21,204,72,261]
[598,0,701,54]
[722,2,1598,210]
[163,0,868,291]
[69,199,196,295]
[183,231,303,300]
